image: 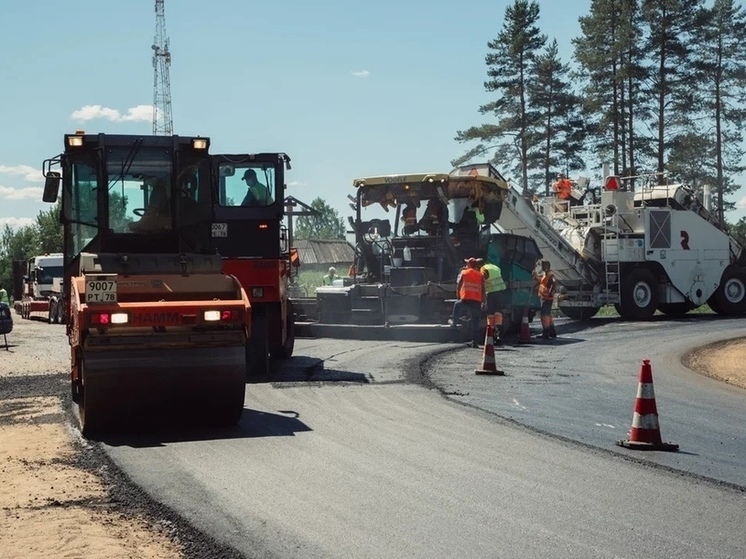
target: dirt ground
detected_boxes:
[0,317,744,559]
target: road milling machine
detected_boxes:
[210,152,298,375]
[291,167,543,341]
[42,132,251,436]
[494,167,746,320]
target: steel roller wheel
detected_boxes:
[619,268,659,321]
[708,265,746,315]
[78,357,106,437]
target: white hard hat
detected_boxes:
[329,267,336,274]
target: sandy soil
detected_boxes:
[682,336,746,391]
[0,315,743,558]
[0,318,185,559]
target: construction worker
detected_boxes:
[0,283,9,305]
[401,203,418,235]
[241,169,274,206]
[553,173,572,201]
[322,266,337,286]
[418,198,444,236]
[449,257,485,348]
[478,257,507,345]
[533,260,557,339]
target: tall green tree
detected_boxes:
[686,0,746,224]
[529,40,586,194]
[574,0,647,177]
[640,0,705,182]
[453,0,547,194]
[35,202,63,254]
[294,197,346,240]
[0,224,40,292]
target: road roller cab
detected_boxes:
[42,132,250,436]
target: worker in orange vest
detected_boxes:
[553,173,572,200]
[401,203,418,235]
[533,260,557,339]
[449,257,486,348]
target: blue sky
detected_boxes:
[2,0,744,231]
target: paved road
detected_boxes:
[100,326,746,559]
[428,314,746,488]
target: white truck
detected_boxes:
[17,253,66,323]
[455,163,746,320]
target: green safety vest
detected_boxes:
[0,288,8,305]
[482,263,506,293]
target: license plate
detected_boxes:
[85,274,117,304]
[212,223,228,237]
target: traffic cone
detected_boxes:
[475,317,504,375]
[616,359,679,452]
[518,308,532,344]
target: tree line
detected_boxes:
[0,203,63,291]
[454,0,746,226]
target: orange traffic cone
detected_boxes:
[518,309,532,344]
[475,316,504,375]
[616,359,679,451]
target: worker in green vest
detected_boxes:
[0,283,9,305]
[322,267,337,286]
[478,258,507,345]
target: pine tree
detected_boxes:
[574,0,646,178]
[687,0,746,224]
[640,0,705,183]
[529,40,585,194]
[453,0,546,194]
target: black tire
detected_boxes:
[48,301,56,324]
[708,265,746,315]
[270,303,295,359]
[560,306,600,321]
[619,267,659,321]
[246,313,269,377]
[657,302,695,316]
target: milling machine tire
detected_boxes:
[618,268,659,321]
[48,301,56,324]
[560,306,600,321]
[270,303,295,359]
[708,265,746,315]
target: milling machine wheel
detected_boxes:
[708,265,746,315]
[618,268,658,321]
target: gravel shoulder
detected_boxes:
[1,316,743,558]
[0,317,242,559]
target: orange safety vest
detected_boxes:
[538,271,556,301]
[459,268,484,303]
[554,179,572,200]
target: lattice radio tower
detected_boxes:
[152,0,173,135]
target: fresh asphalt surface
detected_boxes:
[429,314,746,488]
[98,317,746,559]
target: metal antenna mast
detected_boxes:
[152,0,173,135]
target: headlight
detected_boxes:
[192,138,208,150]
[110,313,129,324]
[67,135,84,147]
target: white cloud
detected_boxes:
[0,164,43,182]
[287,181,306,187]
[351,70,370,78]
[71,104,152,123]
[0,185,44,200]
[0,216,35,229]
[735,196,746,209]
